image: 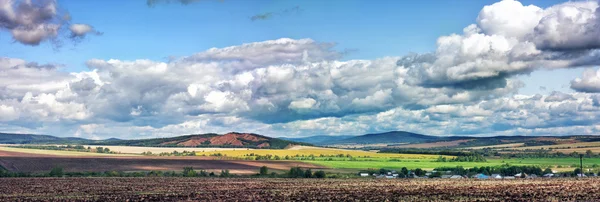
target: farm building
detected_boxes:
[359,173,369,177]
[504,176,516,179]
[450,175,464,179]
[543,173,554,178]
[473,174,489,179]
[441,175,452,179]
[514,173,527,178]
[491,174,502,179]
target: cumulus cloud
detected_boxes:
[398,0,600,90]
[69,23,102,39]
[0,0,99,46]
[571,68,600,93]
[3,0,600,139]
[544,91,576,102]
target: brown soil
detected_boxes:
[210,133,244,146]
[0,150,323,174]
[177,137,210,146]
[257,142,270,148]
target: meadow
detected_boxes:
[306,157,600,171]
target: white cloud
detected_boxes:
[571,68,600,93]
[3,0,600,138]
[0,0,99,46]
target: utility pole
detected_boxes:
[580,154,583,177]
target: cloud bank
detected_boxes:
[1,0,600,139]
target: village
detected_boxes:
[359,169,597,179]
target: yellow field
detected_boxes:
[0,146,133,156]
[196,146,449,159]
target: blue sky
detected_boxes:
[1,0,599,139]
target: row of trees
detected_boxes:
[434,154,487,162]
[0,166,327,179]
[141,150,197,156]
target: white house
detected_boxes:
[491,174,502,179]
[450,175,464,179]
[543,173,554,178]
[359,173,369,177]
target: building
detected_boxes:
[450,175,464,179]
[514,173,527,178]
[359,173,369,177]
[441,175,452,179]
[491,174,502,179]
[543,173,554,178]
[473,174,489,179]
[504,176,516,179]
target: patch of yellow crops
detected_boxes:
[195,147,449,159]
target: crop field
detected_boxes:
[307,157,600,170]
[81,145,250,154]
[0,150,322,174]
[1,178,599,201]
[196,146,448,159]
[0,146,129,157]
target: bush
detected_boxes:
[304,169,313,178]
[48,167,63,177]
[183,167,196,177]
[259,166,268,175]
[314,170,326,178]
[220,170,230,177]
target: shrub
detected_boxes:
[314,170,326,178]
[259,166,268,175]
[48,167,64,177]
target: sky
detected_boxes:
[1,0,600,139]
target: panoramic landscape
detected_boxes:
[2,0,600,201]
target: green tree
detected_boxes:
[304,169,313,178]
[543,167,553,174]
[414,168,425,177]
[401,167,409,176]
[183,167,196,177]
[259,166,269,175]
[314,170,326,178]
[220,169,230,177]
[49,167,64,177]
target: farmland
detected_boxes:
[1,177,599,201]
[306,157,600,170]
[0,149,323,174]
[195,146,448,159]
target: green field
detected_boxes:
[306,157,600,171]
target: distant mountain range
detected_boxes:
[281,135,355,145]
[2,131,599,149]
